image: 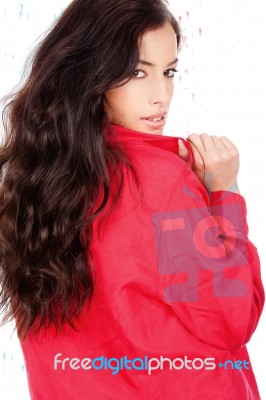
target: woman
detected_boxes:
[0,0,264,399]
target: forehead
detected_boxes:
[138,23,178,60]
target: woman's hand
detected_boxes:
[178,134,240,193]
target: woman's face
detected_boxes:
[105,22,178,135]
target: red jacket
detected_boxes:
[20,124,265,399]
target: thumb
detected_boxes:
[178,139,190,162]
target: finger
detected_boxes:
[177,139,190,161]
[211,135,225,150]
[219,136,237,149]
[199,133,217,152]
[187,138,205,171]
[187,133,207,155]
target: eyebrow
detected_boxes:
[137,57,178,67]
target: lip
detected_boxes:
[141,112,167,129]
[141,112,168,120]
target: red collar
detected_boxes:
[106,124,193,165]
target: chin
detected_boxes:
[138,121,165,136]
[144,127,164,136]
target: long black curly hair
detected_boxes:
[0,0,181,340]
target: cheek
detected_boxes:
[106,87,129,109]
[168,81,175,99]
[104,87,132,123]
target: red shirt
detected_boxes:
[20,124,264,399]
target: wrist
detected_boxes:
[210,182,240,194]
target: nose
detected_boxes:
[149,76,173,106]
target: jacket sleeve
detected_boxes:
[152,164,265,351]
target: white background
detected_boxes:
[0,1,265,399]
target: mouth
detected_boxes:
[141,113,167,128]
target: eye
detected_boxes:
[164,69,178,78]
[132,70,146,79]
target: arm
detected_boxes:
[152,163,264,350]
[156,134,264,349]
